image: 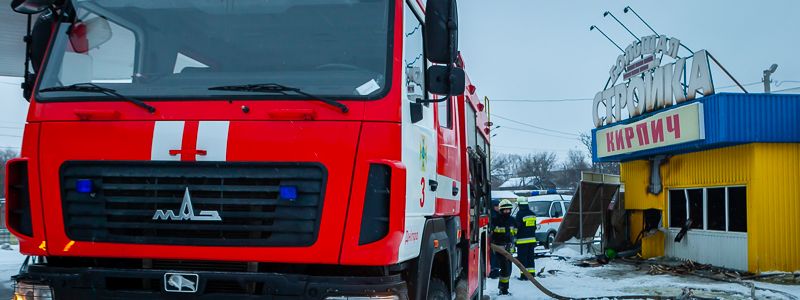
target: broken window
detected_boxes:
[687,189,704,229]
[669,186,747,233]
[668,190,686,228]
[728,187,747,232]
[706,188,726,231]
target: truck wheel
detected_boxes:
[546,232,556,249]
[427,278,449,300]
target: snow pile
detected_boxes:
[550,245,595,260]
[486,253,800,299]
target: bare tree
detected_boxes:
[515,152,558,189]
[556,149,590,189]
[0,149,20,194]
[490,153,514,188]
[579,132,619,175]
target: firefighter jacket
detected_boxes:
[490,213,517,245]
[514,203,538,245]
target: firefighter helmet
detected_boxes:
[499,199,514,210]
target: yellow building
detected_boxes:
[593,93,800,273]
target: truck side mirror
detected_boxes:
[20,12,56,100]
[426,65,464,96]
[421,0,465,100]
[10,0,53,14]
[424,0,457,64]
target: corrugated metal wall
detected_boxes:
[623,143,800,273]
[749,143,800,272]
[661,144,753,188]
[594,93,800,162]
[665,229,748,271]
[622,144,754,269]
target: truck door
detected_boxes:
[434,96,461,215]
[398,2,437,262]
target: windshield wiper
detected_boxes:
[40,83,156,113]
[209,83,349,113]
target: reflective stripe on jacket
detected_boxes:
[514,203,538,243]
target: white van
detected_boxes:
[526,194,572,248]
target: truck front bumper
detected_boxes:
[15,264,407,300]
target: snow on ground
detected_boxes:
[486,246,800,300]
[0,244,26,299]
[0,243,797,299]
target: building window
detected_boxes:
[728,187,747,232]
[687,189,704,229]
[668,186,747,232]
[668,190,686,228]
[706,188,726,231]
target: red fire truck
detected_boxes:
[5,0,493,299]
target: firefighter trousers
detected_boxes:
[517,243,536,277]
[492,243,512,291]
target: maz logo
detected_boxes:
[152,187,222,221]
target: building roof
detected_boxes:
[593,93,800,162]
[497,176,539,188]
[491,190,518,200]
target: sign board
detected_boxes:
[596,102,705,158]
[592,35,715,128]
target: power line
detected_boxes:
[0,134,22,138]
[492,145,572,153]
[771,86,800,93]
[0,126,23,130]
[496,125,579,140]
[489,82,766,104]
[491,98,593,103]
[492,114,579,137]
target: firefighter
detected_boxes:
[488,199,501,279]
[490,199,517,295]
[514,196,538,280]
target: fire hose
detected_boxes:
[490,244,672,300]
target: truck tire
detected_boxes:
[427,278,449,300]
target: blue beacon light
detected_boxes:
[279,185,298,201]
[76,179,93,193]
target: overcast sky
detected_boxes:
[457,0,800,160]
[1,1,799,161]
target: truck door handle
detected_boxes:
[429,180,438,192]
[452,185,459,196]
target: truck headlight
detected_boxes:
[325,296,399,300]
[13,281,53,300]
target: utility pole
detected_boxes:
[763,64,778,93]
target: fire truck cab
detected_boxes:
[5,0,492,299]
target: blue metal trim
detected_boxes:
[592,93,800,162]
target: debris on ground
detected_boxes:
[485,246,800,300]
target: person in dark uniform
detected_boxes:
[488,199,501,279]
[490,199,517,295]
[514,197,538,280]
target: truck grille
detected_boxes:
[60,161,326,246]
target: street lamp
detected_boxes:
[763,64,778,93]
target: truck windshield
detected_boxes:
[36,0,392,101]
